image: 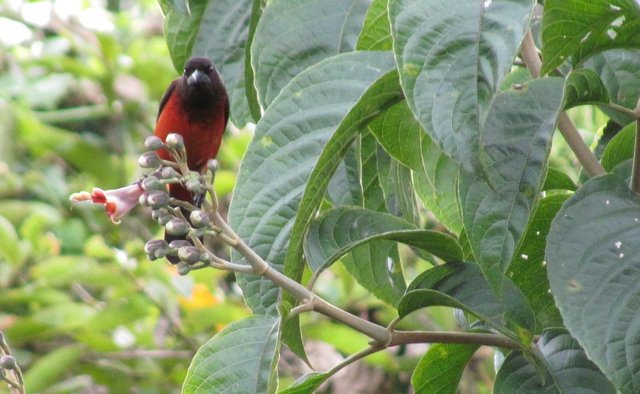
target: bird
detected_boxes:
[154,56,229,262]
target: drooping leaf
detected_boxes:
[399,262,535,343]
[585,49,640,124]
[562,68,610,110]
[389,0,535,170]
[244,0,267,121]
[161,0,209,73]
[541,0,640,75]
[305,207,462,274]
[494,329,615,393]
[191,0,254,126]
[182,316,280,394]
[600,121,635,171]
[251,0,371,109]
[357,0,393,51]
[509,193,568,330]
[546,174,640,393]
[229,51,395,316]
[411,343,480,394]
[542,167,577,191]
[460,78,564,291]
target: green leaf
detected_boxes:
[23,345,84,392]
[182,316,280,394]
[494,329,615,393]
[279,373,328,394]
[191,0,254,126]
[251,0,371,109]
[459,78,564,291]
[389,0,535,170]
[229,51,395,316]
[562,68,610,110]
[163,0,209,72]
[399,262,535,343]
[411,343,480,394]
[305,207,462,274]
[585,49,640,124]
[600,121,635,171]
[413,133,463,234]
[546,174,640,393]
[542,167,577,191]
[0,215,22,265]
[361,132,387,211]
[368,101,422,171]
[356,0,393,51]
[509,193,568,330]
[326,144,363,206]
[541,0,640,75]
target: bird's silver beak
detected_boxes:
[187,69,211,85]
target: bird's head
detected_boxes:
[182,57,225,105]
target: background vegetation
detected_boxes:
[2,0,640,393]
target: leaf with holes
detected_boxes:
[541,0,640,75]
[389,0,534,170]
[459,78,564,291]
[546,174,640,393]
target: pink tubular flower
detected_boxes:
[70,182,144,224]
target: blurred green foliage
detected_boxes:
[0,1,253,391]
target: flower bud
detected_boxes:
[151,208,170,221]
[185,178,202,194]
[168,240,191,250]
[207,159,219,173]
[160,166,179,180]
[178,246,201,264]
[165,218,190,235]
[144,136,164,151]
[146,190,170,209]
[141,176,164,191]
[144,239,168,261]
[0,355,17,370]
[190,210,210,228]
[165,133,185,150]
[177,262,191,275]
[138,152,161,169]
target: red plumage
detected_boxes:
[154,56,229,262]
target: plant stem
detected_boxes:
[519,29,605,178]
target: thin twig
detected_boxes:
[519,29,605,177]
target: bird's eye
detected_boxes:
[208,65,214,73]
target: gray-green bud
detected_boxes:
[190,210,210,228]
[142,176,164,191]
[178,246,201,265]
[0,355,17,369]
[144,239,169,261]
[177,262,191,275]
[144,136,164,151]
[165,218,190,235]
[207,159,219,173]
[160,166,179,180]
[165,133,185,150]
[146,190,170,209]
[138,151,161,168]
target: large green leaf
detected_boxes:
[459,78,564,291]
[23,345,84,392]
[182,316,280,394]
[305,207,462,272]
[389,0,534,170]
[585,49,640,124]
[191,0,254,126]
[494,329,615,393]
[546,174,640,393]
[399,262,535,343]
[509,193,567,330]
[411,343,479,394]
[251,0,371,109]
[357,0,392,51]
[229,51,395,316]
[541,0,640,75]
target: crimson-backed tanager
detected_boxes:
[154,56,229,262]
